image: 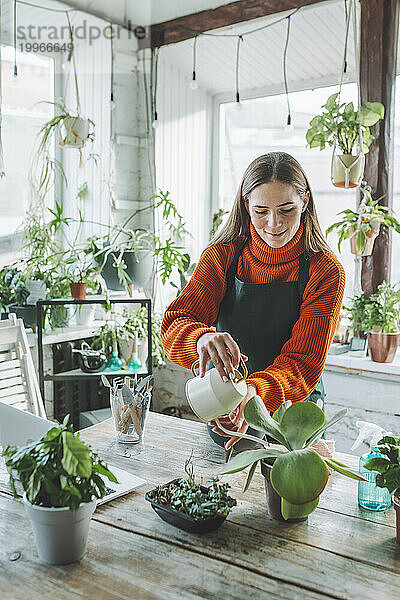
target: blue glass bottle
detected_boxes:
[358,447,392,511]
[107,340,123,371]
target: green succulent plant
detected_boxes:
[221,399,364,520]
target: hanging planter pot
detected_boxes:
[59,116,94,150]
[349,223,380,256]
[331,152,365,189]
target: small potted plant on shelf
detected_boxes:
[221,398,364,521]
[325,184,400,256]
[306,93,384,188]
[145,451,237,533]
[364,435,400,543]
[362,282,400,363]
[1,266,37,329]
[2,416,117,565]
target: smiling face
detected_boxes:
[245,181,309,248]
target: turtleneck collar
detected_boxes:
[248,222,305,265]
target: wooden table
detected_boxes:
[1,412,400,600]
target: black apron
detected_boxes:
[207,237,325,449]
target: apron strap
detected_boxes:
[225,237,248,293]
[298,252,310,301]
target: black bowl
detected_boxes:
[145,478,228,534]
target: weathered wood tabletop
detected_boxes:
[1,411,400,600]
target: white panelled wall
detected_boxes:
[62,12,111,240]
[155,53,213,306]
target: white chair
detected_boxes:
[0,313,46,417]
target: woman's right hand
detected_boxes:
[196,331,247,381]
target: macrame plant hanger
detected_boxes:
[331,0,364,189]
[60,14,89,167]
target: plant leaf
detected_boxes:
[61,431,92,478]
[280,401,325,450]
[244,396,288,447]
[270,448,329,505]
[305,408,347,447]
[324,458,366,480]
[243,461,258,492]
[222,447,288,474]
[272,400,292,423]
[281,496,319,520]
[363,456,390,473]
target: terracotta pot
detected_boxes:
[260,461,307,522]
[331,153,365,188]
[349,226,380,256]
[393,496,400,544]
[367,331,399,363]
[70,282,87,300]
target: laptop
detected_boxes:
[0,403,146,505]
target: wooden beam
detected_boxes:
[360,0,400,296]
[138,0,329,50]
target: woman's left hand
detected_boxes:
[210,383,258,451]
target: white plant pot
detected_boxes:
[331,153,365,188]
[60,116,91,149]
[73,305,96,327]
[23,494,96,565]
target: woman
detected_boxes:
[161,152,345,453]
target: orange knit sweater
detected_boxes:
[161,222,345,412]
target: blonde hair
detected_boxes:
[211,152,331,254]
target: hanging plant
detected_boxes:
[326,184,400,256]
[306,93,384,188]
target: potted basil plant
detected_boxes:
[326,184,400,256]
[364,435,400,543]
[306,93,384,188]
[221,398,364,521]
[2,416,117,565]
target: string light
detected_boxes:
[235,35,243,110]
[13,0,17,76]
[282,15,293,133]
[151,48,160,128]
[189,36,198,90]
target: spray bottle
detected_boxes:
[352,421,392,511]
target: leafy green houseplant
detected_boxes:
[221,399,364,521]
[326,185,400,255]
[145,452,237,533]
[2,416,117,564]
[89,190,192,292]
[361,282,400,363]
[29,100,94,203]
[0,265,37,328]
[364,435,400,543]
[306,93,385,188]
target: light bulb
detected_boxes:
[110,100,116,111]
[190,79,198,90]
[152,119,159,129]
[235,101,242,111]
[284,123,294,135]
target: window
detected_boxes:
[0,45,54,264]
[218,83,358,298]
[391,75,400,285]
